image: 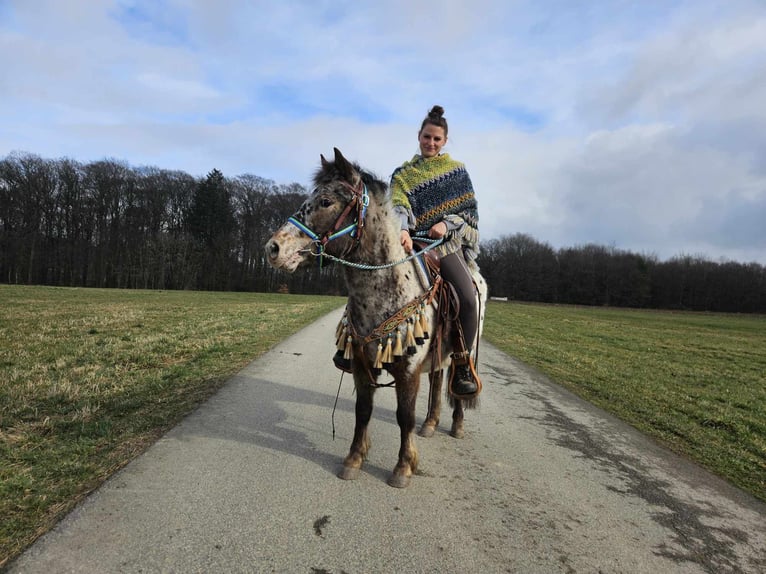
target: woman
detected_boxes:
[390,105,481,398]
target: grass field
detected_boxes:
[0,285,343,568]
[483,301,766,505]
[1,286,765,567]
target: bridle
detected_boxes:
[287,176,445,270]
[287,178,369,262]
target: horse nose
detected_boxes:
[265,239,279,261]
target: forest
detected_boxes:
[2,151,764,313]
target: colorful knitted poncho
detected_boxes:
[390,153,479,258]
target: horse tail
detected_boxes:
[447,391,480,410]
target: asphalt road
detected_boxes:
[8,307,766,574]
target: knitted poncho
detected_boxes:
[390,153,479,254]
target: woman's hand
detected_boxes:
[428,221,448,239]
[400,230,413,252]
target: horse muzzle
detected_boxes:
[264,229,311,272]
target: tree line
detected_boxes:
[2,151,764,313]
[0,151,343,295]
[478,234,766,313]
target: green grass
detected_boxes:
[0,285,343,568]
[483,301,766,503]
[2,288,765,567]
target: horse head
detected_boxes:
[265,148,376,272]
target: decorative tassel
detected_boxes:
[373,341,383,376]
[333,349,352,372]
[382,334,394,366]
[393,329,404,361]
[332,334,353,373]
[336,325,347,351]
[419,303,430,340]
[405,319,417,355]
[413,311,425,344]
[335,317,345,344]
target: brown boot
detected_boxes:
[449,351,482,398]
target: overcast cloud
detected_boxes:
[1,0,765,264]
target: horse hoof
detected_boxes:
[419,424,436,438]
[450,427,465,439]
[338,466,361,480]
[387,474,411,488]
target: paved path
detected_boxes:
[8,308,766,573]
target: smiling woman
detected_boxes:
[390,105,482,396]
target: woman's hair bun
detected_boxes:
[428,105,445,118]
[420,104,449,136]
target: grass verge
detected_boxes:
[0,285,343,568]
[482,301,766,503]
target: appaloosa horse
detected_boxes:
[264,148,486,488]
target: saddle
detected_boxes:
[412,239,442,271]
[414,240,482,398]
[412,241,469,357]
[332,240,478,394]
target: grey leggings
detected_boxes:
[439,251,478,351]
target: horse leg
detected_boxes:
[419,369,443,438]
[450,396,465,439]
[338,379,374,480]
[388,373,420,488]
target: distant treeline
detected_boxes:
[478,235,765,313]
[2,152,765,313]
[0,152,343,295]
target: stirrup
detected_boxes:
[448,351,482,399]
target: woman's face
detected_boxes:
[418,124,447,158]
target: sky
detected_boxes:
[1,0,765,265]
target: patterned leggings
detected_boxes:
[439,250,478,351]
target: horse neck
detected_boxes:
[342,198,423,326]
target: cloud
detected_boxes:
[584,6,766,128]
[552,124,764,259]
[1,0,765,264]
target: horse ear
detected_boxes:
[333,148,356,182]
[320,154,330,168]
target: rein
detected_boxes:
[307,236,444,270]
[287,176,445,271]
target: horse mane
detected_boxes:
[312,158,389,201]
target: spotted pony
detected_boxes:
[265,148,487,488]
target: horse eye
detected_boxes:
[320,197,334,208]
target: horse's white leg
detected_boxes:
[419,369,443,438]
